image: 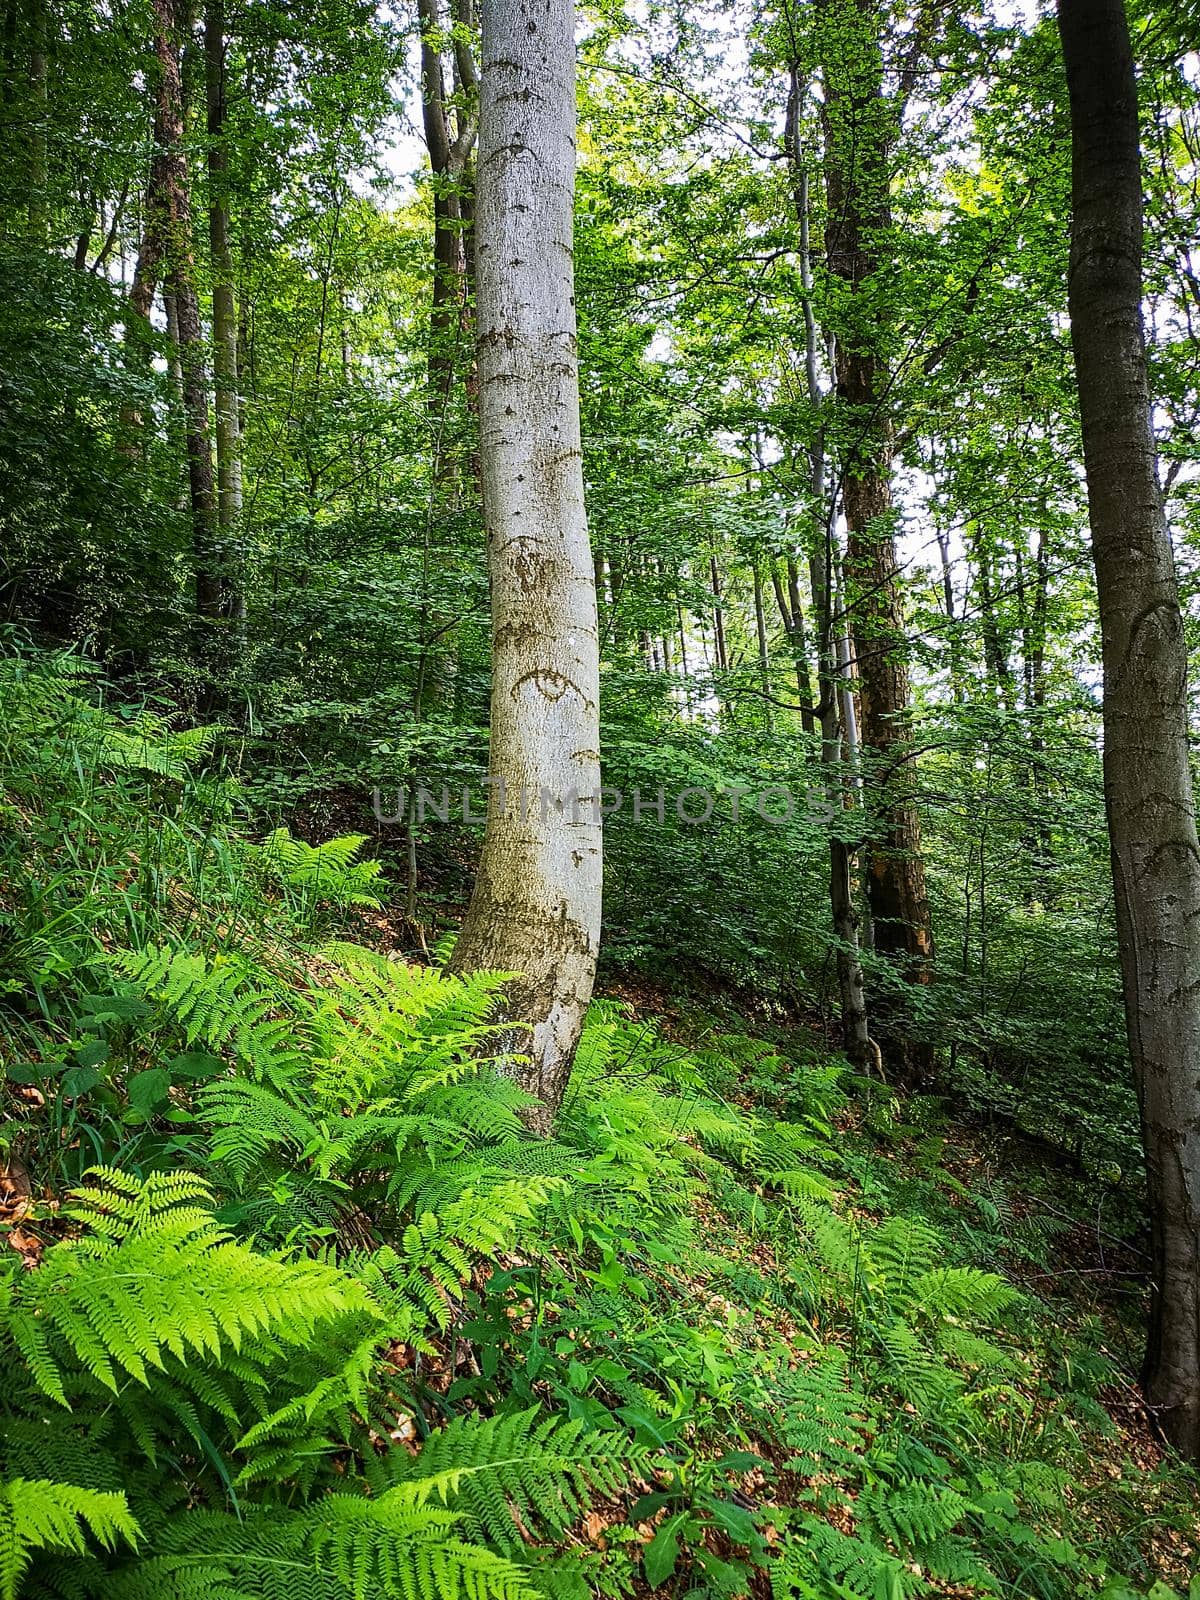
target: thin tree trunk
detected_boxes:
[771,546,816,732]
[785,552,817,729]
[710,552,728,672]
[120,183,167,451]
[971,523,1016,710]
[820,0,933,1082]
[753,559,773,728]
[150,0,220,620]
[1059,0,1200,1461]
[1019,529,1055,896]
[935,523,965,702]
[417,0,477,443]
[205,0,243,623]
[448,0,600,1129]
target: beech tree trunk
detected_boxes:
[1059,0,1200,1460]
[448,0,601,1129]
[820,0,933,1082]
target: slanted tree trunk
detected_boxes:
[935,522,965,703]
[448,0,600,1130]
[205,0,243,622]
[1059,0,1200,1460]
[150,0,220,620]
[770,549,816,732]
[819,0,933,1082]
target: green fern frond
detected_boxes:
[256,830,383,909]
[8,1173,380,1404]
[368,1407,643,1557]
[0,1479,138,1600]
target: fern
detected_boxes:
[99,1499,540,1600]
[0,1480,138,1600]
[773,1348,874,1477]
[5,1170,379,1406]
[255,829,383,910]
[366,1408,643,1557]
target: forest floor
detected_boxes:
[3,661,1197,1600]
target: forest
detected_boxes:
[2,0,1200,1592]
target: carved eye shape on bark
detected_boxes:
[511,666,590,705]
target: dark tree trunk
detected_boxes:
[150,0,220,620]
[820,0,933,1084]
[205,0,243,622]
[971,524,1017,710]
[710,553,728,673]
[416,0,477,435]
[1059,0,1200,1461]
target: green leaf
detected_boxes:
[127,1069,171,1113]
[703,1496,758,1545]
[167,1052,223,1079]
[60,1066,101,1098]
[644,1513,686,1586]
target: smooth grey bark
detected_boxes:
[1059,0,1200,1459]
[449,0,601,1129]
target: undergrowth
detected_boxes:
[0,647,1195,1599]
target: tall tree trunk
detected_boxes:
[813,531,871,1069]
[416,0,478,722]
[150,0,220,621]
[820,0,933,1082]
[448,0,600,1129]
[1059,0,1200,1460]
[785,61,872,1069]
[417,0,477,440]
[205,0,243,623]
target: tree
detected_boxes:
[448,0,601,1128]
[1058,0,1200,1458]
[205,0,243,624]
[784,69,871,1070]
[148,0,220,621]
[416,0,478,432]
[817,0,934,1082]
